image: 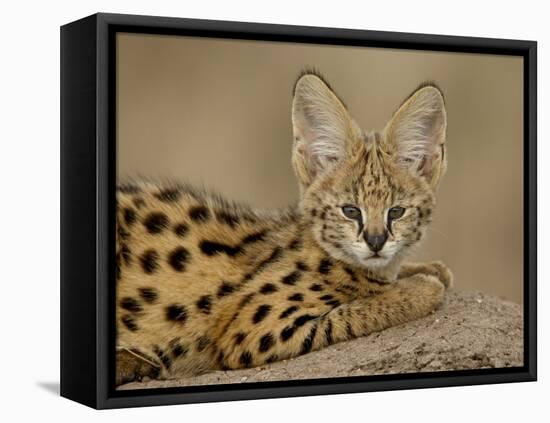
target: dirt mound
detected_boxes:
[119,290,523,390]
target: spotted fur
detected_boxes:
[116,71,453,385]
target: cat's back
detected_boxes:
[116,180,290,287]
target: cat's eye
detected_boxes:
[342,205,362,220]
[388,206,406,220]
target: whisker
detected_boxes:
[425,226,449,240]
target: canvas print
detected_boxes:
[114,34,524,390]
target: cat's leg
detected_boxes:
[398,261,453,288]
[116,347,161,386]
[217,273,448,370]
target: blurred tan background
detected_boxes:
[117,33,523,303]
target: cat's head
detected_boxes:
[292,71,447,271]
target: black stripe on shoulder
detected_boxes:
[300,323,318,354]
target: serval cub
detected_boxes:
[116,71,452,385]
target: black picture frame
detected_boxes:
[60,12,537,409]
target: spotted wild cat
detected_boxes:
[116,70,453,385]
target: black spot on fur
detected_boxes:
[196,295,212,314]
[301,323,318,354]
[279,305,299,319]
[281,270,301,285]
[318,258,332,275]
[189,206,210,222]
[241,230,267,245]
[294,314,318,327]
[295,261,309,271]
[143,212,169,234]
[200,240,242,257]
[217,281,236,298]
[234,332,247,345]
[168,247,190,271]
[253,304,272,323]
[120,297,142,313]
[259,333,275,353]
[138,287,158,303]
[123,208,137,226]
[288,293,304,302]
[140,249,159,274]
[171,342,188,358]
[288,238,301,250]
[166,304,188,323]
[281,325,296,341]
[155,187,181,202]
[239,293,256,309]
[196,336,211,352]
[325,299,341,307]
[319,294,334,301]
[260,283,278,294]
[239,351,252,367]
[174,223,189,238]
[216,211,240,228]
[309,283,323,292]
[121,315,138,331]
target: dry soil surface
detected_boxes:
[119,290,523,390]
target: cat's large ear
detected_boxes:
[292,72,360,191]
[383,83,447,190]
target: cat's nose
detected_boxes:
[364,232,388,252]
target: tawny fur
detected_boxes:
[115,72,452,385]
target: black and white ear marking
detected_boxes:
[291,71,358,190]
[384,83,447,189]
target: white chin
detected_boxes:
[361,255,391,268]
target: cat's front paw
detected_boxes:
[398,274,446,313]
[398,261,453,289]
[427,261,453,289]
